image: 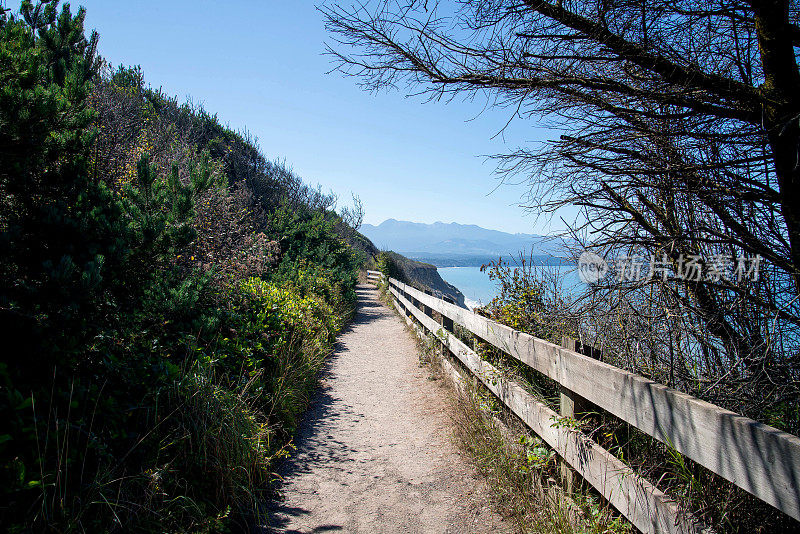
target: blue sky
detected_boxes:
[5,0,571,234]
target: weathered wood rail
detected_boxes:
[364,270,800,533]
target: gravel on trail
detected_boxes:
[266,283,513,533]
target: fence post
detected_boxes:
[441,296,455,332]
[421,289,442,357]
[422,289,434,318]
[439,296,455,359]
[393,280,407,316]
[399,282,412,320]
[559,336,592,494]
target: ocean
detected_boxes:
[438,265,582,309]
[437,267,497,308]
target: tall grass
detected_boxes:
[21,324,340,533]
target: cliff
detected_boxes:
[349,228,468,308]
[383,251,467,308]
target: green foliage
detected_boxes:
[480,258,576,344]
[226,277,336,436]
[267,204,359,313]
[376,250,403,282]
[0,0,110,339]
[518,435,556,472]
[238,276,337,357]
[0,2,360,531]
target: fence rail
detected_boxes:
[366,272,800,533]
[366,270,383,284]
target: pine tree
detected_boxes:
[0,2,119,526]
[0,0,108,353]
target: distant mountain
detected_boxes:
[361,219,566,266]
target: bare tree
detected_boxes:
[340,193,365,230]
[321,0,800,428]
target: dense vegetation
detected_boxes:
[0,2,366,531]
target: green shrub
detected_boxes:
[376,251,404,282]
[225,278,338,435]
[0,2,360,531]
[150,367,278,532]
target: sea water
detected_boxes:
[438,265,582,309]
[438,267,497,308]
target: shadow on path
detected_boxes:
[260,283,511,534]
[262,285,384,532]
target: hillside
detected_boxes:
[0,6,366,531]
[381,252,467,307]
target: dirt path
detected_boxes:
[266,283,512,533]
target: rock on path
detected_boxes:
[266,283,512,533]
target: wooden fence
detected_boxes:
[366,270,384,284]
[364,270,800,533]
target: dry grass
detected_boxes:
[446,373,631,534]
[399,315,630,533]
